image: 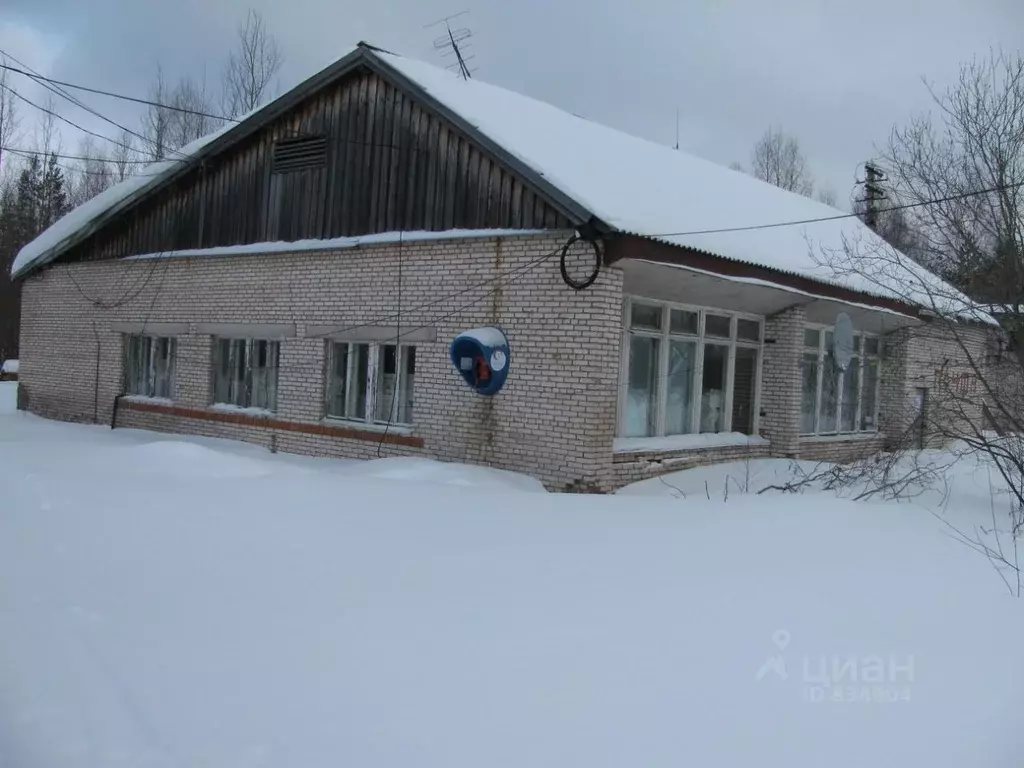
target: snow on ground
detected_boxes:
[335,455,546,492]
[0,382,1022,767]
[2,359,19,374]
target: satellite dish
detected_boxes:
[833,313,854,371]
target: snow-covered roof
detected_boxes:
[378,51,984,320]
[11,43,985,320]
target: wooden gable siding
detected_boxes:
[66,67,573,265]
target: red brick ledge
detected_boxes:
[119,398,425,448]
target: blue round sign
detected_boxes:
[450,327,510,396]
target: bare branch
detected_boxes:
[221,9,283,119]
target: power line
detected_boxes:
[0,62,236,123]
[642,178,1024,240]
[0,47,192,163]
[0,80,166,162]
[0,145,164,178]
[2,145,126,164]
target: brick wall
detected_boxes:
[880,322,991,448]
[19,233,625,492]
[797,435,886,463]
[760,305,805,456]
[21,231,993,492]
[611,442,772,487]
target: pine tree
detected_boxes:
[0,173,24,363]
[14,154,41,244]
[38,153,68,230]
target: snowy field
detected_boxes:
[0,381,1021,767]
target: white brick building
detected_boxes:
[11,43,993,491]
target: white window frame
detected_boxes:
[800,324,882,436]
[617,296,764,438]
[123,334,176,399]
[325,341,416,427]
[212,338,280,411]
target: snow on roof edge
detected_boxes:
[10,124,239,280]
[120,229,557,262]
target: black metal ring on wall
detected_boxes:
[559,235,602,291]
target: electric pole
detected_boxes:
[862,162,886,230]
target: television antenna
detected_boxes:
[425,11,476,80]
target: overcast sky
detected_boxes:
[1,0,1021,208]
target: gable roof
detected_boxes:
[10,43,986,321]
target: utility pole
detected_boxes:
[862,162,886,230]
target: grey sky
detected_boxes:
[1,0,1021,208]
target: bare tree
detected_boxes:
[0,64,20,182]
[33,95,61,158]
[853,191,924,260]
[167,74,221,151]
[880,51,1024,301]
[811,52,1024,595]
[816,187,838,207]
[221,9,283,119]
[67,137,113,207]
[110,129,138,182]
[750,126,814,197]
[141,64,172,162]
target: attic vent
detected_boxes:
[272,135,327,173]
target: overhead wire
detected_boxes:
[638,179,1024,240]
[0,46,192,164]
[0,62,236,123]
[1,145,165,178]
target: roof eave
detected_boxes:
[606,232,923,319]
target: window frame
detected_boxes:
[617,296,764,438]
[325,340,417,428]
[123,333,176,399]
[211,337,280,412]
[800,323,882,437]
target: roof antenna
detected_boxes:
[675,107,680,150]
[425,11,476,80]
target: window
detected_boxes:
[124,335,176,398]
[800,325,882,435]
[620,298,762,438]
[213,338,279,411]
[326,342,416,426]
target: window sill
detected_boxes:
[209,403,277,417]
[799,432,883,443]
[117,399,424,448]
[322,418,413,437]
[120,395,173,405]
[614,433,768,454]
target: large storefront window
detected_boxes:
[620,298,762,438]
[801,325,882,436]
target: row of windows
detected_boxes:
[124,306,885,439]
[621,299,763,438]
[123,335,417,427]
[619,298,887,440]
[800,327,882,436]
